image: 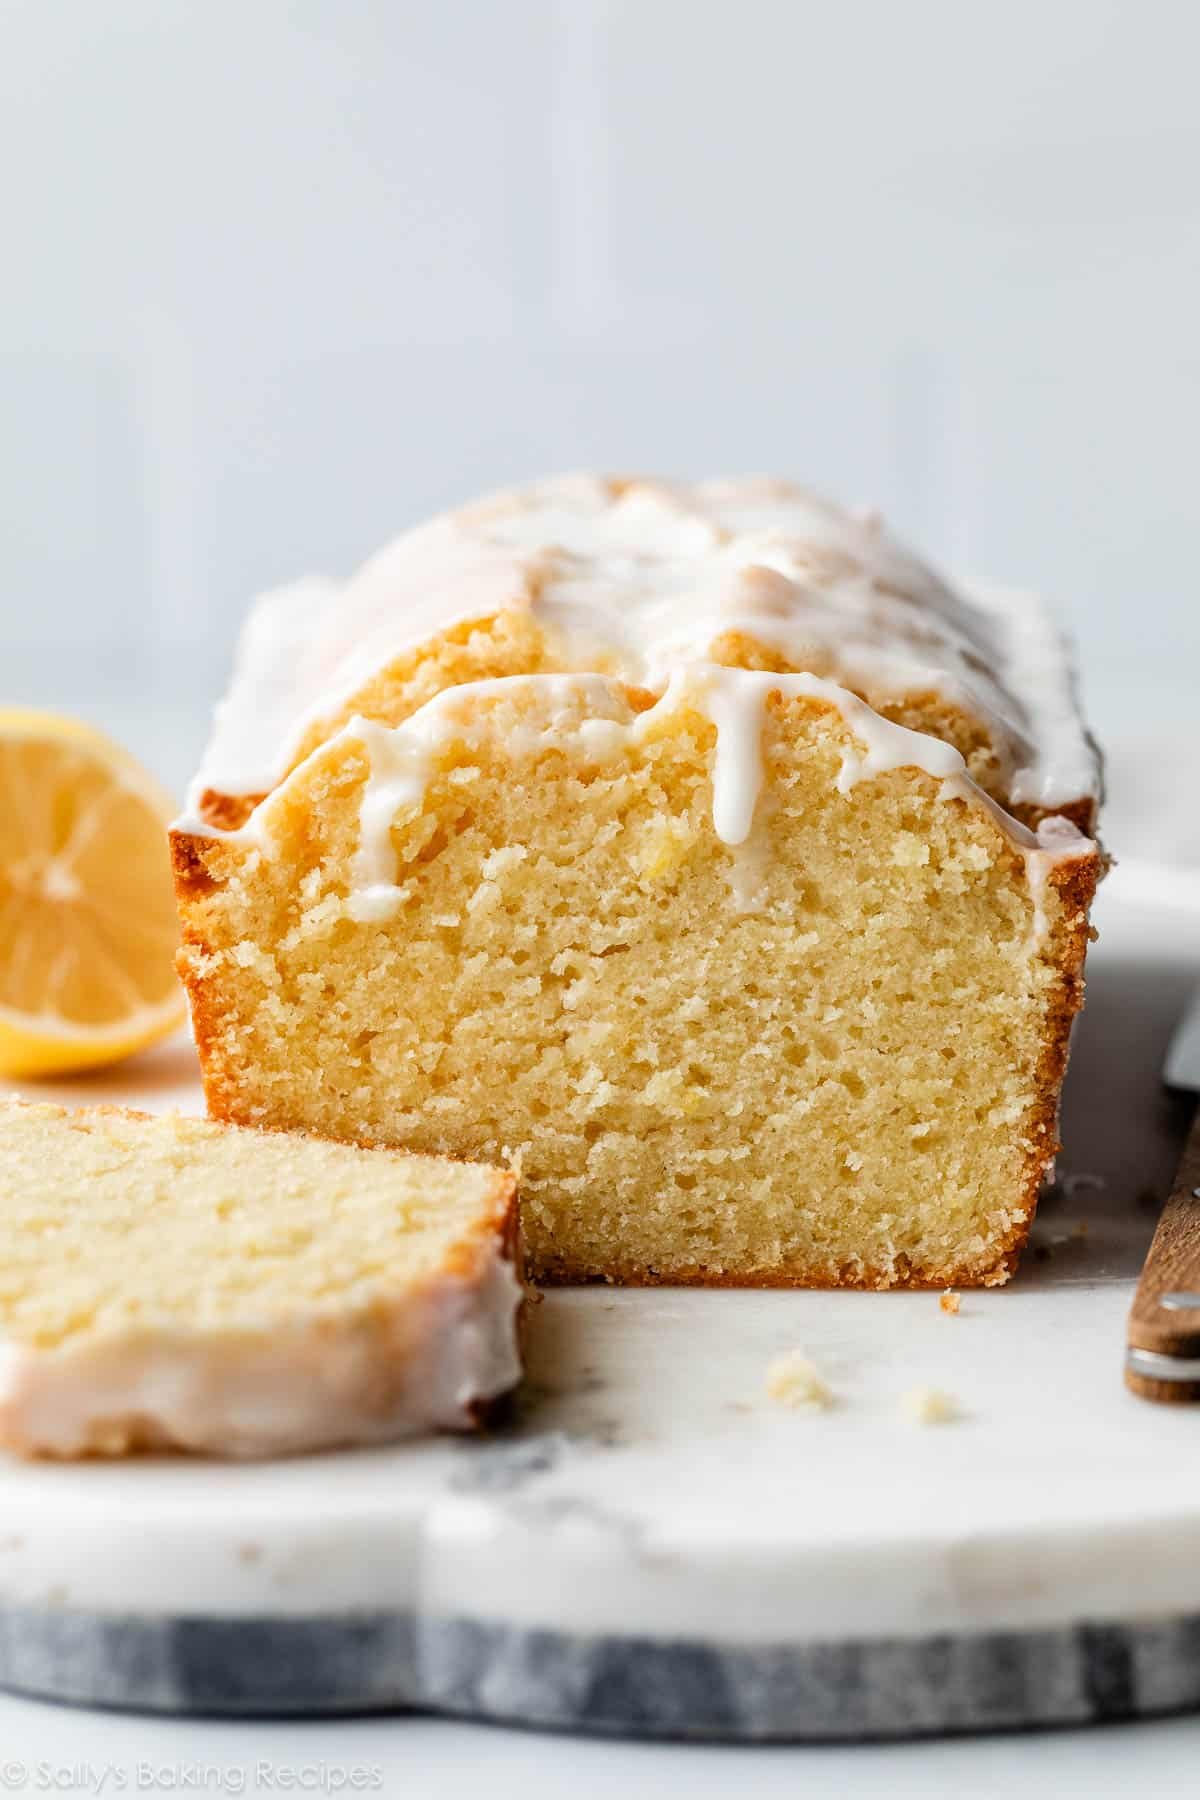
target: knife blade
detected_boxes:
[1165,989,1200,1093]
[1126,987,1200,1401]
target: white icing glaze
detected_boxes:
[185,474,1100,815]
[0,1243,523,1459]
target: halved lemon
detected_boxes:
[0,709,187,1078]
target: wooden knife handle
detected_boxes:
[1127,1102,1200,1403]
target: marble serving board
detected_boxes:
[1,870,1199,1741]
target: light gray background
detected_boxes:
[2,0,1196,802]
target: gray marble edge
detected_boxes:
[2,1606,1200,1740]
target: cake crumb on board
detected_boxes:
[900,1385,958,1425]
[939,1290,960,1315]
[765,1350,834,1411]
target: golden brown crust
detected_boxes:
[170,829,219,901]
[1028,794,1097,837]
[170,827,237,1117]
[527,1258,1010,1290]
[195,788,265,832]
[439,1170,521,1278]
[986,841,1104,1284]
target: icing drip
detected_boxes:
[698,670,769,846]
[346,718,434,922]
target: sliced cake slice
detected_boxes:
[0,1101,523,1459]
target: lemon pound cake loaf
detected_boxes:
[0,1101,522,1457]
[172,476,1103,1289]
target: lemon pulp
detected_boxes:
[0,710,186,1077]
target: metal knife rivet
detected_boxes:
[1193,1187,1200,1200]
[1160,1292,1200,1310]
